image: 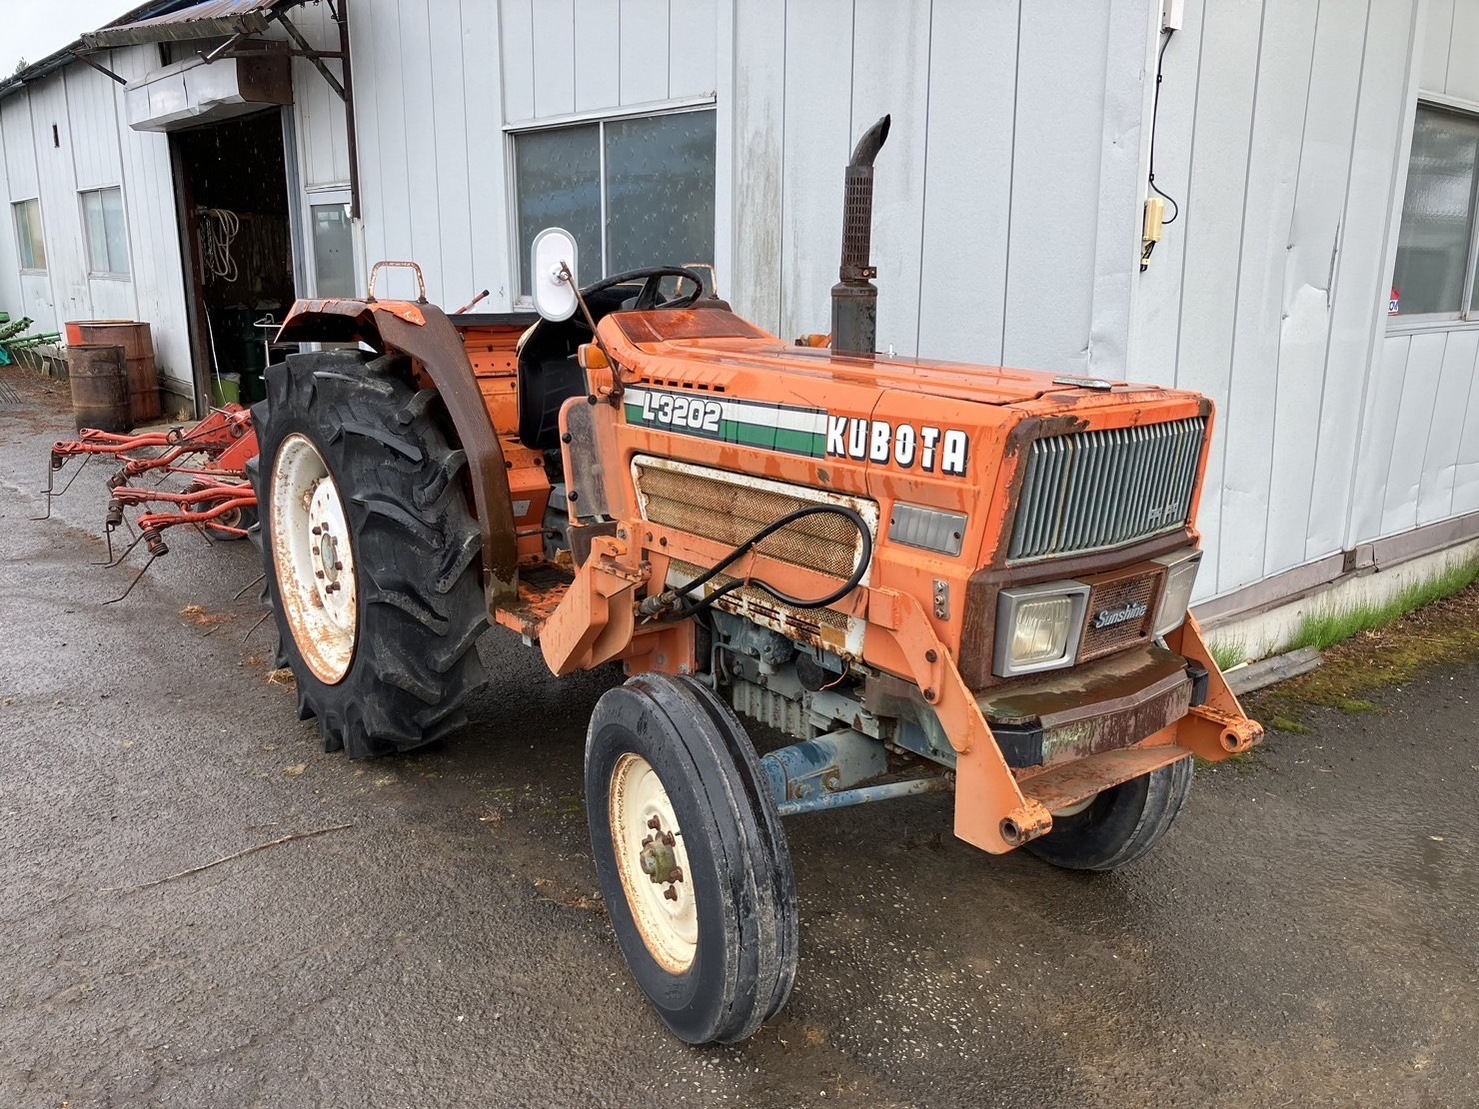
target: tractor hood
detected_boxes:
[599,308,1164,410]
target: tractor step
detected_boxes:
[1017,745,1193,814]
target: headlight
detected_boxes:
[994,582,1090,677]
[1152,549,1201,636]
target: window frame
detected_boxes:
[12,198,46,274]
[78,185,130,278]
[1389,96,1479,333]
[504,96,717,306]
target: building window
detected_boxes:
[512,108,716,296]
[80,187,129,276]
[311,202,355,297]
[12,199,46,272]
[1391,104,1479,319]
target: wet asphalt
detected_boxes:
[0,375,1475,1109]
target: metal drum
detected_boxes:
[67,343,130,433]
[65,320,161,422]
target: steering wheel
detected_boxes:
[581,266,710,311]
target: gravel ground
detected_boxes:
[0,370,1474,1108]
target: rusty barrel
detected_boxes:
[66,320,161,422]
[67,344,131,433]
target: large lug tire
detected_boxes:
[585,673,798,1044]
[1024,757,1194,872]
[248,350,487,757]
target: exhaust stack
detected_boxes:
[830,114,891,356]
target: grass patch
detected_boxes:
[1208,637,1248,673]
[1246,569,1479,732]
[1285,556,1479,652]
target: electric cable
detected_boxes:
[640,504,874,622]
[1148,28,1180,225]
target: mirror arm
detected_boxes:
[558,261,624,403]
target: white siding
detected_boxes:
[1131,0,1424,601]
[0,46,193,396]
[108,46,192,396]
[729,0,1158,365]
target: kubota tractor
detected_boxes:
[248,116,1262,1044]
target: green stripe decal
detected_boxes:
[622,387,828,459]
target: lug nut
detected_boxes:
[663,886,678,902]
[311,525,321,535]
[316,570,325,579]
[662,831,675,847]
[669,867,683,883]
[334,561,343,571]
[647,815,662,830]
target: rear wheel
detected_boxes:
[1025,757,1194,872]
[249,350,487,756]
[585,673,798,1044]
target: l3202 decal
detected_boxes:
[624,387,969,476]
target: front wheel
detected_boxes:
[249,351,487,756]
[1024,757,1193,871]
[585,674,798,1044]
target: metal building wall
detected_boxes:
[0,47,192,398]
[1354,1,1479,553]
[305,0,726,309]
[1130,0,1429,605]
[729,0,1158,372]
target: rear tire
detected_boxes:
[1024,757,1193,872]
[249,350,487,756]
[585,673,798,1044]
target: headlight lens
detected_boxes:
[994,582,1090,676]
[1153,549,1202,636]
[1011,596,1076,666]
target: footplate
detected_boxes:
[1017,745,1193,815]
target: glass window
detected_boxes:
[1392,106,1479,318]
[12,199,45,271]
[513,109,716,295]
[311,202,356,297]
[80,187,129,275]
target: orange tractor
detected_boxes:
[249,116,1261,1044]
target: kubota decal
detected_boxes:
[825,417,970,476]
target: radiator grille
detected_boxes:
[1008,418,1206,561]
[633,460,869,581]
[1077,569,1162,663]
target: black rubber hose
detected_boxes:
[664,503,874,619]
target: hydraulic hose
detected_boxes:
[640,504,874,621]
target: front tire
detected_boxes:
[249,351,487,756]
[585,674,798,1044]
[1024,757,1194,872]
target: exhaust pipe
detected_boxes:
[830,114,891,356]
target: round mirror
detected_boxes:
[531,227,579,322]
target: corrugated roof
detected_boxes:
[0,0,242,100]
[81,0,293,49]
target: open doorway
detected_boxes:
[172,110,295,413]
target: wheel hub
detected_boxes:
[270,434,358,684]
[609,753,697,973]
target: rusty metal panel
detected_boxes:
[1018,746,1192,815]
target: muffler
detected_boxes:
[830,114,891,356]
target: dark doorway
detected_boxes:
[172,110,295,412]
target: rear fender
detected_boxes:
[276,298,520,606]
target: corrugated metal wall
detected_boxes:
[1354,1,1479,552]
[1131,0,1431,602]
[0,46,192,396]
[730,0,1157,372]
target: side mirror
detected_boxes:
[531,227,579,322]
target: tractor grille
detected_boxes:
[632,457,874,581]
[1008,417,1206,561]
[1077,567,1163,664]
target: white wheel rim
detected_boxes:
[609,752,698,974]
[270,433,358,684]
